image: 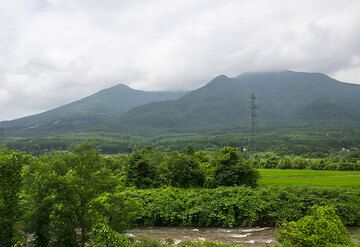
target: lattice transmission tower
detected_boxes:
[248,93,257,151]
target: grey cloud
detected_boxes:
[0,0,360,120]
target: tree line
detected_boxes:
[0,144,259,246]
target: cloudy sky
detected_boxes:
[1,0,360,121]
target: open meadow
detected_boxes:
[259,169,360,186]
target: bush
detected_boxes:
[89,220,131,247]
[214,147,260,187]
[277,206,351,247]
[157,153,205,188]
[124,186,360,227]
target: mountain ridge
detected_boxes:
[1,83,187,133]
[116,70,360,133]
[2,71,360,136]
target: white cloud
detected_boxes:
[0,0,360,120]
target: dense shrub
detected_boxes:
[124,147,260,188]
[124,186,360,227]
[250,152,360,171]
[157,153,205,188]
[277,206,351,246]
[214,147,260,187]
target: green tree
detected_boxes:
[24,142,127,247]
[126,151,157,188]
[214,147,260,187]
[23,157,55,247]
[185,144,195,155]
[158,153,204,187]
[0,148,30,247]
[278,206,351,247]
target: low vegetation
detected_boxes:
[277,206,352,246]
[124,186,360,227]
[0,143,359,246]
[259,169,360,186]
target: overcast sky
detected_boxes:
[1,0,360,121]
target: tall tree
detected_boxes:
[24,142,125,247]
[126,151,157,188]
[0,148,30,247]
[214,147,260,187]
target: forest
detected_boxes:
[1,127,360,156]
[0,142,359,246]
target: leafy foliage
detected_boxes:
[250,151,360,171]
[124,186,360,227]
[214,147,260,187]
[123,147,259,189]
[126,150,158,188]
[277,206,351,246]
[23,142,137,246]
[0,148,30,247]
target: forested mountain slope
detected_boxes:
[2,71,360,136]
[118,71,360,133]
[1,84,186,134]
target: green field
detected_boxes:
[259,169,360,186]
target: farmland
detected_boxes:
[259,169,360,186]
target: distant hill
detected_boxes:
[117,71,360,133]
[2,70,360,136]
[1,84,187,134]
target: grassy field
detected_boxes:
[259,169,360,186]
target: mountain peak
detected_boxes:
[108,83,135,90]
[215,74,229,79]
[205,74,230,86]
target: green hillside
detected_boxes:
[117,71,360,133]
[1,84,186,134]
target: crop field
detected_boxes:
[259,169,360,186]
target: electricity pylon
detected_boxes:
[248,93,257,151]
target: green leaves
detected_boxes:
[214,147,260,187]
[125,186,360,228]
[0,148,30,247]
[23,142,134,246]
[126,151,158,188]
[278,206,351,247]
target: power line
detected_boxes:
[248,92,257,151]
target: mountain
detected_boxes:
[1,84,187,134]
[2,70,360,136]
[116,71,360,133]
